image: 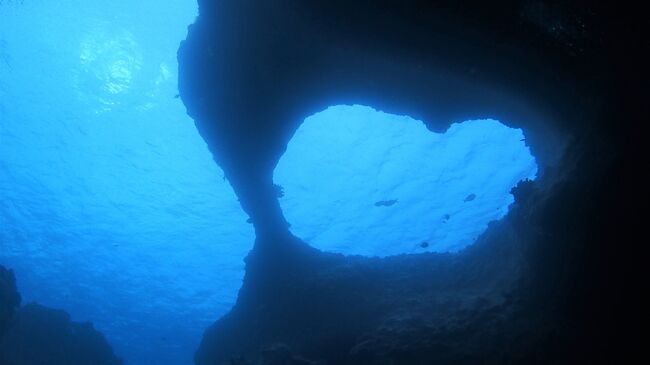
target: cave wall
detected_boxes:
[178,0,605,240]
[178,1,643,364]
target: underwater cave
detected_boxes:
[0,1,642,365]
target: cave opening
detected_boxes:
[275,104,538,256]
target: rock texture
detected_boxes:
[0,265,123,365]
[0,266,21,337]
[178,1,642,364]
[192,179,572,364]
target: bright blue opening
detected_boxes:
[1,2,256,365]
[275,105,538,256]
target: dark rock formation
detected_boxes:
[0,265,123,365]
[0,266,21,337]
[178,1,642,364]
[196,223,530,365]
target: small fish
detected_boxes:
[443,214,450,222]
[174,94,180,99]
[246,218,253,224]
[419,241,429,248]
[464,194,476,202]
[374,199,398,207]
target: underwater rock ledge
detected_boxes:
[195,153,629,365]
[0,265,123,365]
[192,178,552,365]
[0,266,21,337]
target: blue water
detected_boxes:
[275,106,537,256]
[0,2,255,364]
[0,2,537,365]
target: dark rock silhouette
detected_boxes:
[0,266,20,337]
[0,265,123,365]
[178,1,642,364]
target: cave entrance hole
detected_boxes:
[274,104,538,256]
